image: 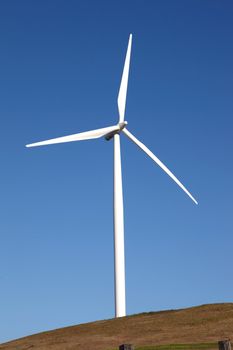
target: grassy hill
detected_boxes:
[1,303,232,350]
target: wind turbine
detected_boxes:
[26,34,198,318]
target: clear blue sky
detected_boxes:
[0,0,233,343]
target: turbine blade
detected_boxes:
[117,34,132,123]
[123,128,198,205]
[26,125,119,148]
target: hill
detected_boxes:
[1,303,233,350]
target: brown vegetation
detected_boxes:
[1,303,233,350]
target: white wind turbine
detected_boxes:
[26,34,198,318]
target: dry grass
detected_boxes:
[1,303,232,350]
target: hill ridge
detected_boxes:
[1,303,233,350]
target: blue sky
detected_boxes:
[1,0,233,343]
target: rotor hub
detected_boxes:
[105,121,128,141]
[118,121,128,130]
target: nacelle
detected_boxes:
[105,121,128,141]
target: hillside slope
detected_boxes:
[1,303,233,350]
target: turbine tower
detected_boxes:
[26,34,198,318]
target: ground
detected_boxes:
[1,303,232,350]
